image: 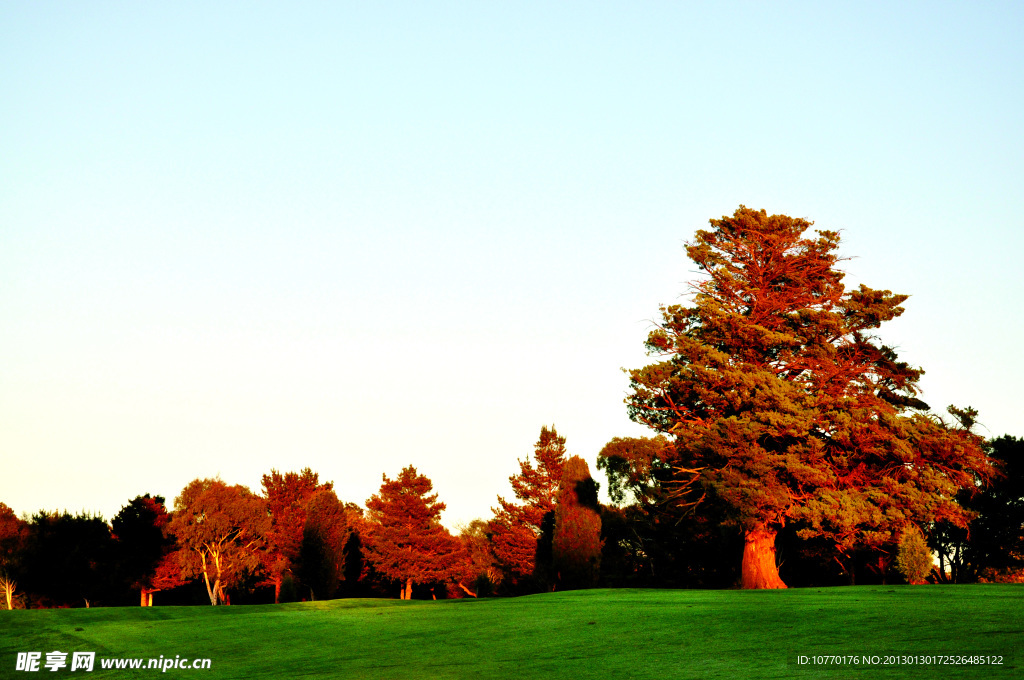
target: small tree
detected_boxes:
[896,526,932,585]
[551,457,602,590]
[365,466,465,599]
[0,503,25,609]
[168,478,269,605]
[933,435,1024,583]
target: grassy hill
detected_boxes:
[1,586,1021,679]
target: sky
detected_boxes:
[2,1,1022,529]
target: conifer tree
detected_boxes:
[489,426,567,584]
[627,206,992,588]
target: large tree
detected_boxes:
[365,466,465,599]
[168,478,270,605]
[626,206,992,588]
[489,426,567,585]
[931,434,1024,583]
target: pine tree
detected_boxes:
[364,466,465,599]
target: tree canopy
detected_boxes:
[365,466,465,599]
[111,495,175,606]
[626,206,992,588]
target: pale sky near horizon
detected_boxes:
[2,2,1022,529]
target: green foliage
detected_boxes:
[895,526,933,585]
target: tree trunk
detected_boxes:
[403,578,413,600]
[742,525,786,589]
[147,592,154,607]
[274,577,282,605]
[140,589,148,607]
[203,574,218,605]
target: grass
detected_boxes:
[1,586,1021,679]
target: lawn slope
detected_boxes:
[1,586,1021,679]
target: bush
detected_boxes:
[895,526,932,585]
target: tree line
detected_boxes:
[3,206,1022,607]
[0,424,1020,609]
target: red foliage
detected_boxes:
[627,207,993,588]
[364,466,465,599]
[490,426,567,581]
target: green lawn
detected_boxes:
[1,586,1021,679]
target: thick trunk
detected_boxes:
[403,578,413,600]
[147,592,154,607]
[140,589,148,607]
[742,525,787,589]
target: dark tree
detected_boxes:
[365,466,465,599]
[0,503,26,609]
[340,528,366,597]
[932,435,1024,582]
[598,436,742,588]
[20,511,114,607]
[110,495,176,606]
[627,206,992,588]
[294,487,351,601]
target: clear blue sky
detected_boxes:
[2,1,1022,527]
